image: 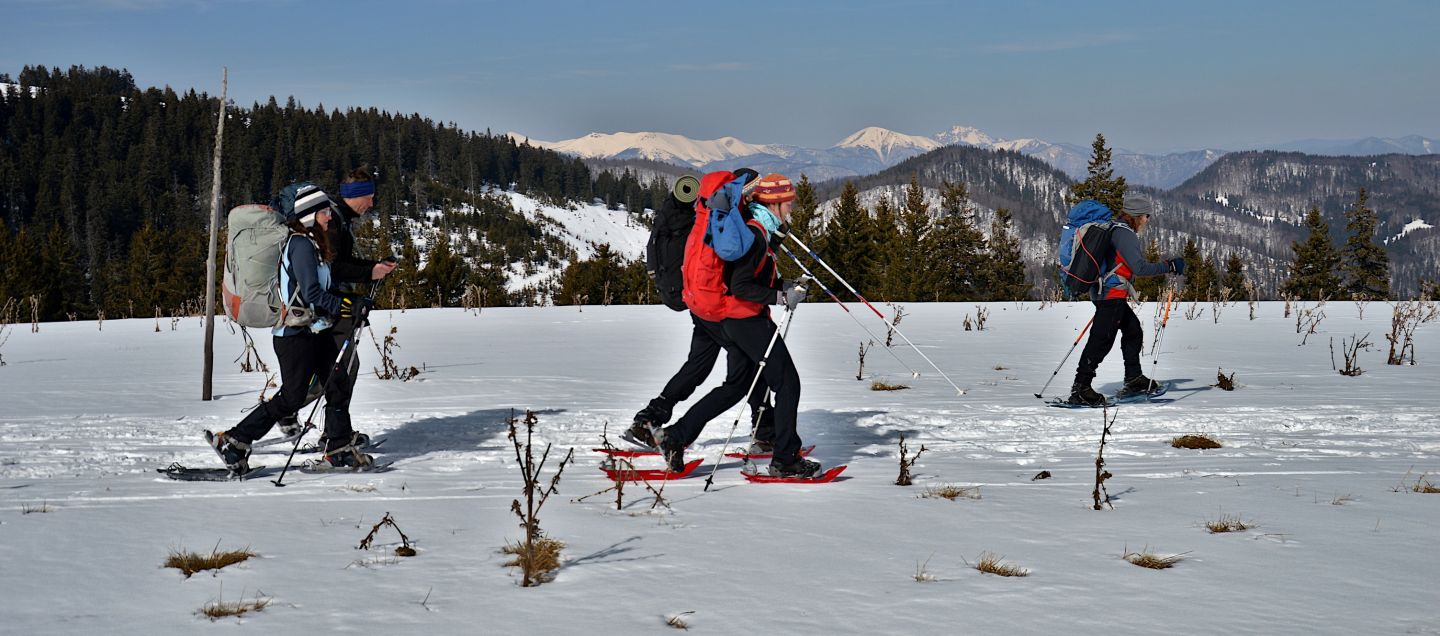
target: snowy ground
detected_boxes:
[1,301,1438,634]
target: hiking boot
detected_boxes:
[633,402,672,427]
[205,430,251,474]
[658,427,686,473]
[748,439,775,455]
[1067,382,1108,407]
[625,420,660,448]
[322,431,370,453]
[1118,374,1161,397]
[319,447,373,469]
[768,457,821,479]
[278,414,303,439]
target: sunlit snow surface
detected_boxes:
[1,302,1437,634]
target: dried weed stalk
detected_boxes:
[871,380,910,391]
[1093,406,1117,510]
[895,434,928,486]
[357,512,417,557]
[507,410,574,586]
[1330,333,1372,376]
[1215,368,1236,391]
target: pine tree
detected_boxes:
[1340,188,1391,300]
[926,180,987,301]
[1179,239,1211,301]
[881,176,935,301]
[1066,133,1127,212]
[789,174,820,243]
[870,196,901,299]
[981,208,1030,300]
[818,181,876,294]
[1220,253,1246,300]
[420,226,470,306]
[554,243,635,306]
[1281,206,1343,300]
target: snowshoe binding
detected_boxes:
[204,430,252,475]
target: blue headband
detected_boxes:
[339,181,375,198]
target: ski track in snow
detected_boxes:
[1,303,1438,634]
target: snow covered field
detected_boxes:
[1,301,1438,634]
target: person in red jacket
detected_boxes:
[1068,192,1185,406]
[659,173,815,478]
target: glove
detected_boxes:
[773,221,791,240]
[1167,257,1186,276]
[338,294,372,320]
[781,279,808,311]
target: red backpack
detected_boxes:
[682,171,772,322]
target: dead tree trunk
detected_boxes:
[202,67,227,401]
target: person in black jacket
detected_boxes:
[1069,192,1185,405]
[206,188,375,472]
[658,173,815,478]
[272,168,396,439]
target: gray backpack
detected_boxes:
[221,204,301,328]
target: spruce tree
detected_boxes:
[1220,253,1247,299]
[926,180,987,301]
[883,175,935,301]
[818,181,876,294]
[420,226,470,306]
[789,174,820,243]
[981,208,1030,300]
[1067,133,1127,212]
[870,196,901,299]
[1340,188,1391,300]
[1281,206,1343,300]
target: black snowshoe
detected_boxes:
[1117,374,1162,399]
[1067,383,1108,407]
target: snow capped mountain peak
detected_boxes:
[512,130,774,168]
[833,127,942,161]
[933,125,1000,147]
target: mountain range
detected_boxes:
[512,126,1438,189]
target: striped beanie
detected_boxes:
[749,173,796,204]
[291,184,333,227]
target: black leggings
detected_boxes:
[1075,299,1144,383]
[228,328,356,444]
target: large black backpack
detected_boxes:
[647,183,700,312]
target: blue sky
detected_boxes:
[3,0,1436,152]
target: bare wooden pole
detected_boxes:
[202,67,227,401]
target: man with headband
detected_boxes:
[273,167,396,445]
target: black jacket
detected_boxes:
[725,224,783,306]
[327,199,378,287]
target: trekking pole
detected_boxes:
[1033,317,1095,399]
[702,287,804,492]
[779,244,920,378]
[272,283,380,487]
[1147,288,1175,381]
[785,234,966,396]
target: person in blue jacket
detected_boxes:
[206,187,374,472]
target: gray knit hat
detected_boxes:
[1121,192,1155,217]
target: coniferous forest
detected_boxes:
[2,66,1432,324]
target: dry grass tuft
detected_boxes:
[1204,513,1254,533]
[198,592,270,620]
[21,501,51,514]
[914,555,938,582]
[1124,548,1185,570]
[918,484,982,501]
[970,552,1029,577]
[870,380,911,391]
[1407,472,1440,494]
[502,536,565,582]
[1170,434,1222,450]
[165,546,256,578]
[1330,493,1356,506]
[665,611,695,630]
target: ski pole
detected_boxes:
[1033,316,1095,399]
[1147,289,1175,381]
[779,244,920,378]
[273,283,380,487]
[703,289,803,492]
[785,233,966,396]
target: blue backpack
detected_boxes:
[1057,199,1116,300]
[703,177,756,261]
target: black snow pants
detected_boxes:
[228,326,357,445]
[1074,298,1144,385]
[648,313,773,436]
